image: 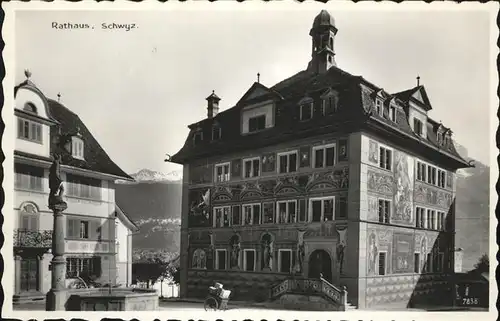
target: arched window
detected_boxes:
[24,102,37,114]
[19,202,39,231]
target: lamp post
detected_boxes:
[46,154,68,311]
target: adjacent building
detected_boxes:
[171,10,472,309]
[13,75,138,304]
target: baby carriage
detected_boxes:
[204,282,231,311]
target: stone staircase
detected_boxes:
[269,277,352,311]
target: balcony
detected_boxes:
[14,229,52,248]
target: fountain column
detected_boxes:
[46,153,68,311]
[46,202,68,311]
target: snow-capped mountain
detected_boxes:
[116,168,182,184]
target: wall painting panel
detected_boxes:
[392,151,414,225]
[190,165,212,184]
[368,140,379,164]
[367,169,394,195]
[392,232,414,274]
[262,153,276,173]
[299,146,311,168]
[338,139,348,162]
[231,159,242,178]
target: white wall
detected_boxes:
[241,101,275,134]
[15,88,52,157]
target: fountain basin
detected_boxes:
[66,288,158,311]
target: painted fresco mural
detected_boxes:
[368,140,379,164]
[392,232,414,274]
[299,146,311,168]
[393,151,414,225]
[338,139,349,162]
[190,164,213,184]
[367,169,394,196]
[188,189,211,227]
[231,159,242,178]
[414,182,453,209]
[262,153,276,172]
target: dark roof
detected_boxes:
[46,99,133,180]
[171,65,470,169]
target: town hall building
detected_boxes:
[171,10,471,309]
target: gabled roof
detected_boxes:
[235,82,284,106]
[47,99,133,180]
[115,204,139,232]
[14,80,133,180]
[394,85,433,111]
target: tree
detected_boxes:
[132,255,180,287]
[474,254,489,273]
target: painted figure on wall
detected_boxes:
[230,235,241,269]
[262,154,276,172]
[393,151,414,224]
[336,226,347,274]
[368,232,378,275]
[188,189,211,227]
[294,230,306,274]
[368,140,379,164]
[261,233,273,270]
[299,146,311,168]
[338,139,348,162]
[192,248,207,269]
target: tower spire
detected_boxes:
[416,75,421,87]
[307,10,338,74]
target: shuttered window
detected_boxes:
[67,218,102,240]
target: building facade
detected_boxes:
[13,75,138,304]
[171,11,471,309]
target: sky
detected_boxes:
[14,6,493,174]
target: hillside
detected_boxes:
[455,159,490,271]
[115,169,182,262]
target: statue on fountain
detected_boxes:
[49,153,66,209]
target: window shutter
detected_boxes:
[67,219,76,238]
[92,257,102,277]
[29,215,38,231]
[21,215,30,230]
[17,119,23,137]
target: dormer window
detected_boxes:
[248,115,266,132]
[375,98,383,116]
[17,118,42,143]
[413,118,424,137]
[321,89,339,115]
[72,136,84,160]
[193,129,203,145]
[389,105,396,122]
[300,102,313,121]
[212,125,221,141]
[24,102,37,114]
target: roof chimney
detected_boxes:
[206,90,221,118]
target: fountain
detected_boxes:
[45,153,158,311]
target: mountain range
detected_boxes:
[117,156,490,270]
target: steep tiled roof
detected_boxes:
[171,65,470,169]
[46,99,133,180]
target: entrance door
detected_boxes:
[20,258,38,292]
[308,250,333,283]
